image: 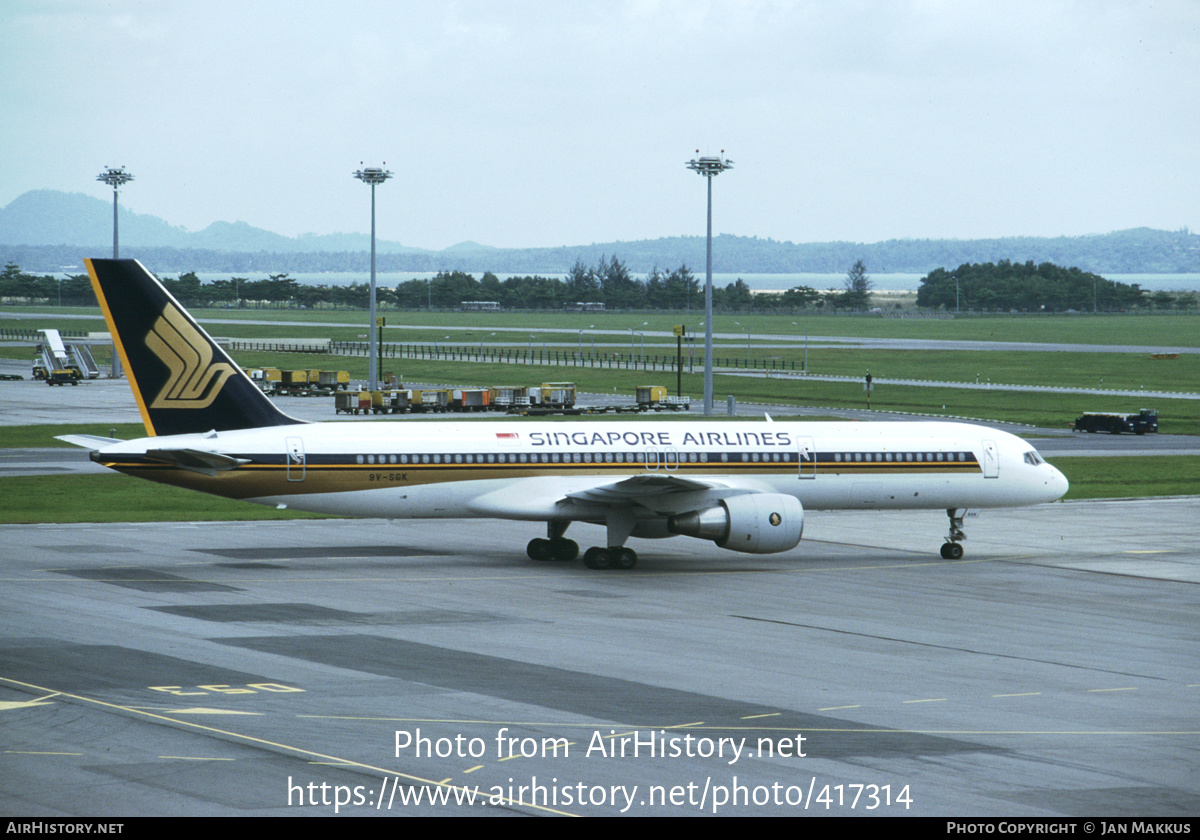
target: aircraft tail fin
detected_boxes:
[84,258,301,436]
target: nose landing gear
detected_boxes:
[940,508,966,559]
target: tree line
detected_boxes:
[4,258,1195,313]
[391,257,824,312]
[0,258,828,313]
[916,260,1196,312]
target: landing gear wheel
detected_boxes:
[526,538,553,561]
[940,542,964,560]
[612,547,638,570]
[550,538,579,562]
[583,546,612,570]
[941,508,966,560]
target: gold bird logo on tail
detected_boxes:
[145,304,237,409]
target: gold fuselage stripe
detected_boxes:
[96,455,981,500]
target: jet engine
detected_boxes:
[667,494,803,554]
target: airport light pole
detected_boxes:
[629,321,647,364]
[96,166,133,258]
[793,322,809,373]
[685,152,733,415]
[353,164,392,391]
[735,321,751,365]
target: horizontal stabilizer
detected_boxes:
[55,434,124,448]
[144,448,250,476]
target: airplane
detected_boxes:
[60,258,1069,570]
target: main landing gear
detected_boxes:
[582,546,638,570]
[526,520,639,570]
[526,518,579,562]
[940,508,966,560]
[526,539,638,570]
[526,537,579,562]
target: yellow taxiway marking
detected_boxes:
[741,712,781,720]
[993,692,1042,698]
[147,707,265,716]
[0,693,59,711]
[0,675,577,816]
[290,714,1200,738]
[902,698,947,704]
[4,750,84,756]
[818,705,861,711]
[1088,687,1137,693]
[160,756,237,761]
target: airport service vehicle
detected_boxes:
[1073,409,1158,435]
[59,259,1068,570]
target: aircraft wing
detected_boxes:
[562,474,716,504]
[469,473,767,520]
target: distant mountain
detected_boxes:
[3,189,1198,274]
[0,190,194,249]
[0,190,428,255]
[442,240,497,252]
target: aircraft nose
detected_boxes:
[1046,464,1069,501]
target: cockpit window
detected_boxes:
[1023,450,1045,466]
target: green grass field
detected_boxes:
[1053,455,1200,500]
[0,473,329,523]
[6,304,1199,347]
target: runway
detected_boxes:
[2,502,1197,816]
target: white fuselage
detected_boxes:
[93,419,1068,526]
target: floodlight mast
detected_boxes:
[353,165,393,391]
[685,152,733,415]
[96,167,134,258]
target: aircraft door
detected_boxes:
[644,448,680,471]
[797,435,816,479]
[663,448,679,471]
[286,436,305,482]
[981,439,999,478]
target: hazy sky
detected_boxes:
[2,0,1196,250]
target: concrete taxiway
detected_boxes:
[2,500,1198,816]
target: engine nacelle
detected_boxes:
[667,494,804,554]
